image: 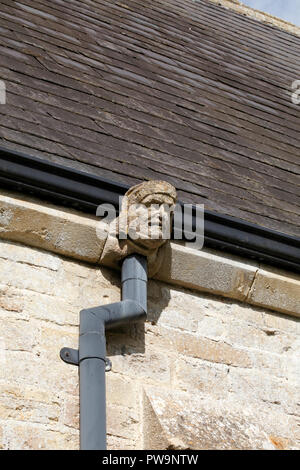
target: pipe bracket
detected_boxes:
[60,347,112,372]
[60,347,79,366]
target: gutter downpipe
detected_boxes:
[60,254,147,450]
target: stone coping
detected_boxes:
[0,190,299,318]
[206,0,300,37]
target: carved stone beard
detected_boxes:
[100,213,171,277]
[120,198,174,251]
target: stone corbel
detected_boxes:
[99,180,177,277]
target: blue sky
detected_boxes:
[242,0,300,27]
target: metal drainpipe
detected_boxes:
[60,254,147,450]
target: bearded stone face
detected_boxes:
[116,180,177,254]
[126,193,175,250]
[100,180,177,276]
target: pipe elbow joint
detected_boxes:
[104,299,146,330]
[80,254,148,334]
[80,299,146,333]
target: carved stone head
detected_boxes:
[119,180,177,251]
[100,180,177,277]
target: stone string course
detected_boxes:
[0,239,299,449]
[0,190,299,318]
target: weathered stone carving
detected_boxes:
[99,180,177,276]
[143,387,283,450]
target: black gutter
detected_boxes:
[0,146,299,273]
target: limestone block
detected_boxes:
[0,257,56,295]
[143,390,170,450]
[147,324,252,368]
[61,396,79,429]
[0,318,37,352]
[24,293,79,327]
[2,351,78,397]
[143,387,297,449]
[0,284,24,314]
[39,325,78,358]
[0,192,105,262]
[107,435,137,451]
[248,266,300,317]
[0,394,60,425]
[107,346,172,386]
[156,243,258,301]
[106,374,141,410]
[0,239,61,270]
[156,308,198,332]
[1,420,78,450]
[199,314,297,355]
[263,311,300,335]
[246,348,297,380]
[224,368,300,416]
[174,356,228,396]
[107,404,139,440]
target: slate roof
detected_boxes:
[0,0,299,236]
